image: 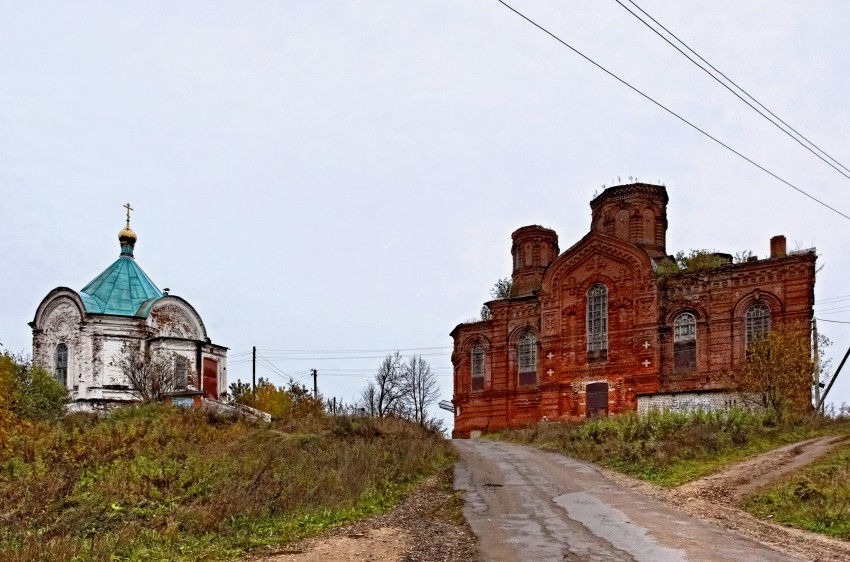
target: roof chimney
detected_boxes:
[770,235,786,258]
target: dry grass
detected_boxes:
[492,409,850,486]
[0,405,453,561]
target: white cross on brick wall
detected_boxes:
[642,340,651,349]
[642,359,651,368]
[547,352,554,360]
[547,369,554,376]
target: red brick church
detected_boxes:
[450,183,816,438]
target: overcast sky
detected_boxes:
[2,1,849,428]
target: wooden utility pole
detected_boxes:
[312,368,318,399]
[252,346,257,403]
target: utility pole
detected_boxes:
[252,346,257,404]
[312,368,318,399]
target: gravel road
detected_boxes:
[453,439,800,562]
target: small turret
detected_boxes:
[510,225,559,297]
[590,183,668,257]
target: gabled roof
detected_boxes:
[79,254,164,316]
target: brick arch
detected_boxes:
[664,304,707,326]
[544,232,650,294]
[731,289,784,320]
[460,334,491,352]
[507,324,539,345]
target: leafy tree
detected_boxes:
[480,277,513,320]
[726,323,823,420]
[228,379,252,404]
[0,351,67,426]
[237,377,324,420]
[115,345,179,402]
[490,277,513,299]
[403,355,440,427]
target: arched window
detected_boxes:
[673,312,697,372]
[745,303,771,347]
[587,283,608,361]
[471,344,485,391]
[55,343,68,387]
[518,332,537,386]
[175,355,189,389]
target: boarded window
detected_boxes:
[586,382,609,418]
[55,343,68,387]
[587,283,608,361]
[175,356,188,389]
[745,303,771,348]
[615,209,629,239]
[518,332,537,386]
[471,344,485,391]
[673,312,697,372]
[642,208,655,244]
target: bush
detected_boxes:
[0,352,67,422]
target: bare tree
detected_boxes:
[359,380,379,416]
[359,352,407,417]
[115,345,179,402]
[402,355,440,426]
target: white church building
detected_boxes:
[30,207,228,411]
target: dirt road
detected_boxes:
[453,439,799,562]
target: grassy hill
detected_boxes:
[0,405,453,561]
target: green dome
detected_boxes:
[79,255,163,316]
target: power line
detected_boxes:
[496,0,850,222]
[616,0,850,182]
[256,346,451,353]
[816,318,850,325]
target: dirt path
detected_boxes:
[248,434,849,561]
[248,468,479,562]
[601,434,850,562]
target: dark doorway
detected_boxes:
[202,358,218,399]
[586,382,609,418]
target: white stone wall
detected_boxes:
[637,391,745,414]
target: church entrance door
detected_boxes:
[586,382,609,418]
[203,358,218,400]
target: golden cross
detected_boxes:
[123,202,133,225]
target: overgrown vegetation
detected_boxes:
[0,351,67,451]
[724,323,826,421]
[744,440,850,539]
[655,249,731,277]
[480,277,512,321]
[492,409,850,486]
[0,405,453,561]
[229,377,325,424]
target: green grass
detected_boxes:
[492,409,850,486]
[0,405,454,561]
[744,441,850,540]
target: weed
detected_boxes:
[493,409,850,486]
[0,405,452,561]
